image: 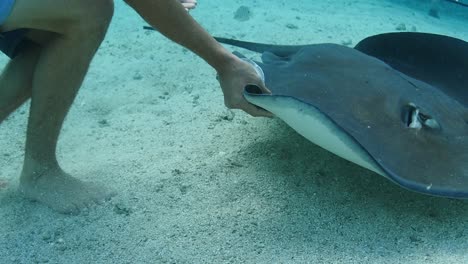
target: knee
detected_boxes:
[72,0,114,39]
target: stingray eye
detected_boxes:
[402,103,440,130]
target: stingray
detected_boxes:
[442,0,468,7]
[215,32,468,198]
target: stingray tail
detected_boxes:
[214,37,277,53]
[443,0,468,7]
[142,25,302,56]
[215,37,305,56]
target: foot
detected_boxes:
[179,0,197,10]
[19,167,114,214]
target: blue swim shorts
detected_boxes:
[0,0,29,59]
[0,0,15,25]
[0,29,28,58]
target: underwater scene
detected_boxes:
[0,0,467,263]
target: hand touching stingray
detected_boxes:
[217,58,273,117]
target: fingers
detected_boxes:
[243,103,275,117]
[225,93,274,118]
[224,99,273,117]
[242,84,273,117]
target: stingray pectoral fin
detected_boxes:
[243,88,387,177]
[243,85,271,113]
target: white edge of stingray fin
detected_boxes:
[245,93,388,177]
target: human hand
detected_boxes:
[217,57,273,117]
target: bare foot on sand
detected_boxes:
[19,166,114,214]
[179,0,197,11]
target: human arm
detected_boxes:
[124,0,272,117]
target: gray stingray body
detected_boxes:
[215,33,468,198]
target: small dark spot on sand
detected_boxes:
[395,23,407,31]
[427,211,438,218]
[234,6,252,22]
[133,72,143,80]
[179,184,191,195]
[341,39,353,46]
[113,204,132,216]
[227,159,244,168]
[0,179,8,189]
[98,119,109,127]
[172,169,183,175]
[286,23,298,30]
[221,112,234,121]
[409,235,423,243]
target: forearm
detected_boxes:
[125,0,236,71]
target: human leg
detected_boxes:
[0,0,115,213]
[0,40,38,123]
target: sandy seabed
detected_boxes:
[1,0,467,263]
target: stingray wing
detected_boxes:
[355,32,468,107]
